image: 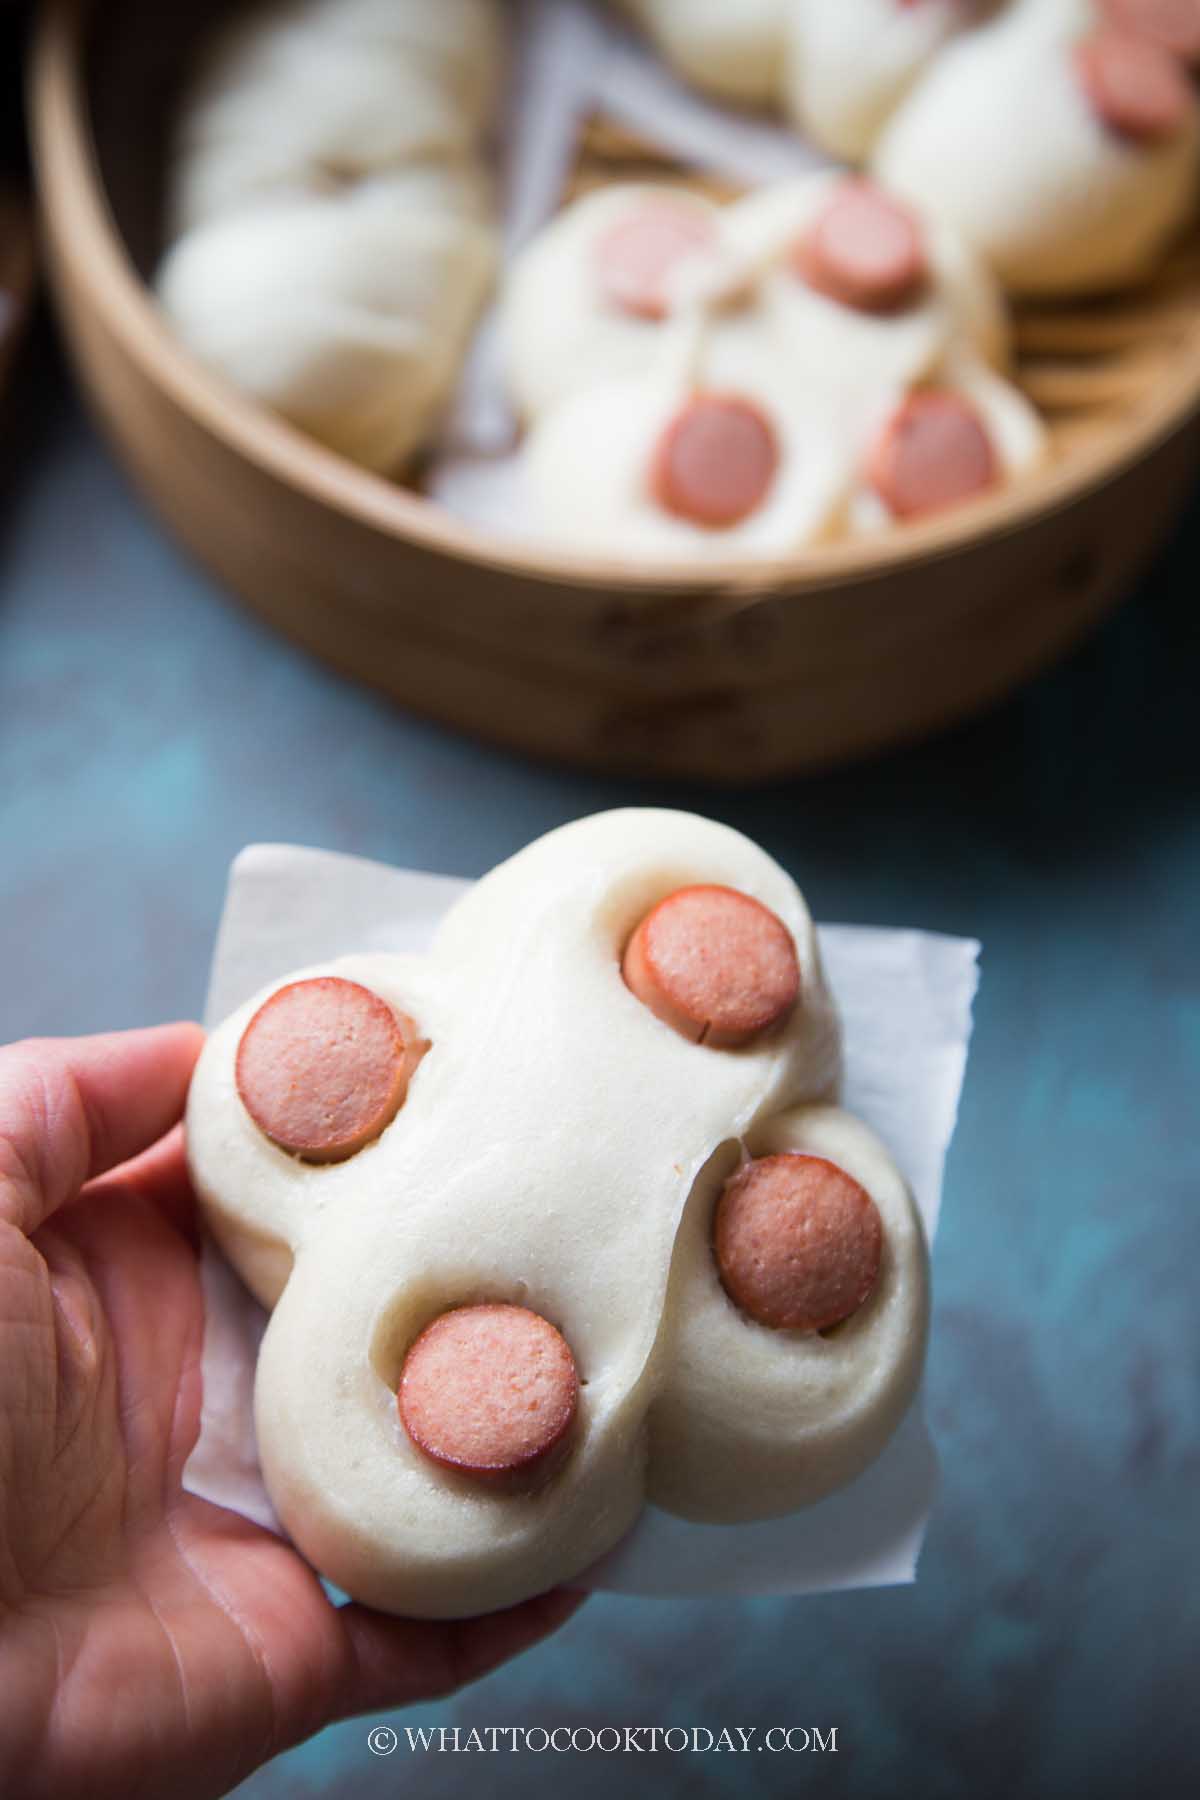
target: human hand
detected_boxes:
[0,1026,584,1800]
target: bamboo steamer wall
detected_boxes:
[30,0,1200,780]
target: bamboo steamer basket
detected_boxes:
[30,0,1200,781]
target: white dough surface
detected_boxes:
[784,0,969,164]
[518,326,857,561]
[617,0,790,105]
[874,3,1200,293]
[849,349,1050,532]
[156,0,503,472]
[157,189,496,474]
[499,183,726,421]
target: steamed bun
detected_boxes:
[783,0,969,164]
[156,0,502,473]
[616,0,790,105]
[874,3,1200,293]
[157,183,496,473]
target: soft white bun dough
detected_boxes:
[506,173,1015,555]
[157,0,502,471]
[610,2,1199,299]
[724,172,1010,411]
[874,4,1200,293]
[519,318,857,561]
[188,812,928,1618]
[784,0,971,164]
[502,173,1007,428]
[617,0,790,104]
[157,185,495,474]
[850,350,1049,531]
[500,184,726,422]
[167,0,501,235]
[649,1104,929,1520]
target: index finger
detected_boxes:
[0,1023,205,1236]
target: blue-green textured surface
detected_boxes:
[1,324,1196,1800]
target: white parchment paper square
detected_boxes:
[185,843,979,1599]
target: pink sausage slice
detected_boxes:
[650,394,780,529]
[235,976,423,1163]
[714,1153,884,1334]
[399,1304,579,1486]
[1099,0,1200,64]
[867,389,998,521]
[1074,27,1193,142]
[795,180,928,315]
[623,884,801,1048]
[594,199,718,321]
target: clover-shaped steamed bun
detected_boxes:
[187,811,928,1618]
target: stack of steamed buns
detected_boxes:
[155,0,1200,558]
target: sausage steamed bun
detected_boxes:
[874,3,1200,292]
[503,174,1038,553]
[517,323,856,560]
[721,172,1009,402]
[500,185,727,422]
[187,810,928,1617]
[615,0,1200,299]
[851,357,1047,529]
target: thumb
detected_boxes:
[0,1024,204,1235]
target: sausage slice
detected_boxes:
[1074,27,1193,141]
[867,388,998,520]
[235,976,422,1163]
[398,1304,579,1486]
[594,199,718,320]
[714,1153,884,1333]
[650,394,780,529]
[623,884,801,1047]
[794,180,928,314]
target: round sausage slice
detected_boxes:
[594,199,718,321]
[650,394,780,529]
[1074,27,1193,142]
[398,1304,579,1486]
[867,389,998,521]
[794,180,928,315]
[235,976,422,1163]
[622,884,801,1047]
[714,1153,883,1334]
[1099,0,1200,65]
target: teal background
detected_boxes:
[1,310,1197,1799]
